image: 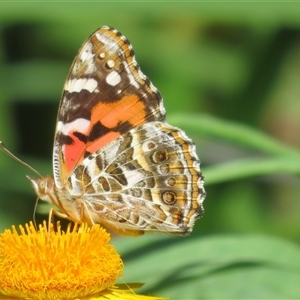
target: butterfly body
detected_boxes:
[28,26,206,236]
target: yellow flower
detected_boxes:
[0,222,165,300]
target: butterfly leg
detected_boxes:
[77,200,95,226]
[47,207,69,233]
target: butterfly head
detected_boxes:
[26,175,56,204]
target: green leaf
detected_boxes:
[114,234,300,299]
[168,113,300,158]
[204,157,300,185]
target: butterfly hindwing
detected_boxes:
[66,122,205,235]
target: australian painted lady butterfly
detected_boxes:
[1,26,206,236]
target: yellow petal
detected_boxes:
[0,222,123,299]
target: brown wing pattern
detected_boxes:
[53,26,166,187]
[66,122,205,236]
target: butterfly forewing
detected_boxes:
[54,26,165,187]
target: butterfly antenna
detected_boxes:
[0,141,42,177]
[33,196,39,230]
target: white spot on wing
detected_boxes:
[57,119,90,135]
[65,78,99,93]
[80,42,94,62]
[149,81,158,92]
[122,61,139,89]
[95,32,119,53]
[85,62,97,75]
[85,78,99,93]
[126,170,143,187]
[138,68,146,80]
[106,71,121,86]
[128,73,139,89]
[106,59,115,68]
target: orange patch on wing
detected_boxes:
[64,133,87,175]
[62,95,147,177]
[86,131,121,153]
[91,95,146,128]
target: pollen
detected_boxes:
[0,222,123,299]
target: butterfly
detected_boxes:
[2,26,206,236]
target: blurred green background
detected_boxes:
[1,2,300,299]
